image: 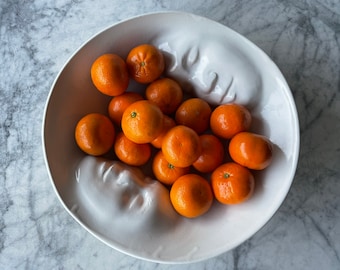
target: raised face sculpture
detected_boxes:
[153,31,262,106]
[74,156,178,234]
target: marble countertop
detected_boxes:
[1,0,339,269]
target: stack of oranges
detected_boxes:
[75,44,273,219]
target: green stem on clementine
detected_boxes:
[223,172,230,179]
[131,111,137,118]
[168,163,175,169]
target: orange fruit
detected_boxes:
[90,54,129,96]
[229,132,273,170]
[75,113,115,156]
[210,103,252,139]
[114,132,151,166]
[175,98,211,134]
[121,100,164,144]
[162,125,201,168]
[193,134,224,173]
[170,174,213,218]
[126,44,165,84]
[151,115,176,149]
[108,92,143,126]
[211,162,255,204]
[145,78,183,114]
[152,151,190,185]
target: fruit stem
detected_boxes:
[168,163,175,169]
[223,172,230,179]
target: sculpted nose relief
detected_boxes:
[152,31,262,106]
[74,156,179,236]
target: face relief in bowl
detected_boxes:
[73,156,179,239]
[152,30,262,107]
[43,12,299,263]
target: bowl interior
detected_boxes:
[43,12,299,263]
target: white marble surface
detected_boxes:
[1,0,339,269]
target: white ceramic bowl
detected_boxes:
[42,11,300,264]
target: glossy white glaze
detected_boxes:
[42,12,300,263]
[153,31,262,106]
[71,16,269,251]
[3,1,339,268]
[73,156,178,234]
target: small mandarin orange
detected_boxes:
[121,100,164,144]
[146,78,183,115]
[126,44,165,84]
[75,113,115,156]
[229,132,273,170]
[108,92,143,126]
[170,174,213,218]
[175,98,212,134]
[210,103,252,139]
[161,125,201,168]
[90,54,129,96]
[152,151,190,185]
[114,132,151,166]
[211,162,255,204]
[193,134,224,173]
[151,115,176,149]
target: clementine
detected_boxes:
[126,44,165,84]
[90,54,129,96]
[121,100,164,144]
[193,134,224,173]
[145,78,183,114]
[151,115,176,149]
[211,162,255,204]
[175,98,212,134]
[170,174,213,218]
[108,92,144,126]
[161,125,201,168]
[152,151,190,185]
[75,113,115,156]
[210,103,252,139]
[114,132,151,166]
[229,132,273,170]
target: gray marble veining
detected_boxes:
[1,0,339,269]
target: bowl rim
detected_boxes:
[41,10,300,264]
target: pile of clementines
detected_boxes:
[75,44,273,219]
